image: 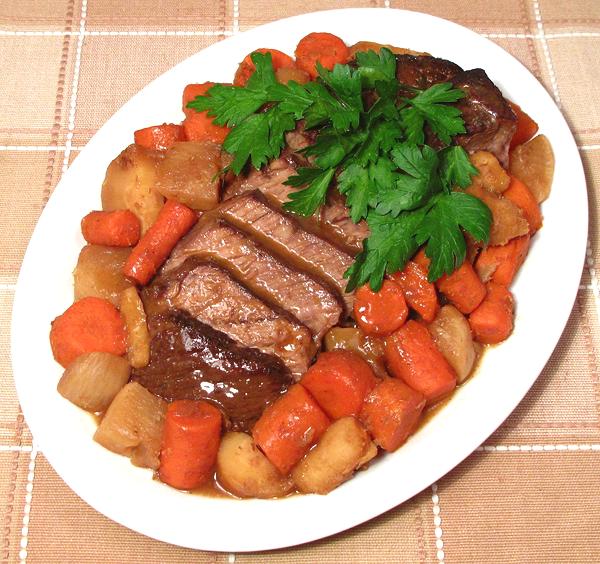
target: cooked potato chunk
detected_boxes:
[470,151,510,193]
[466,184,529,246]
[94,382,166,470]
[509,134,554,203]
[73,245,132,306]
[57,352,130,412]
[217,432,293,498]
[120,287,150,368]
[101,144,165,234]
[292,417,371,495]
[324,327,387,377]
[428,305,477,384]
[155,141,221,210]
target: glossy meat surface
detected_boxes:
[144,258,315,377]
[165,217,342,341]
[131,309,292,431]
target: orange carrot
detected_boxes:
[509,101,539,149]
[503,176,543,233]
[182,82,231,144]
[81,210,141,247]
[391,261,439,322]
[384,320,457,405]
[301,351,378,419]
[252,384,330,475]
[159,400,222,490]
[234,48,296,86]
[50,297,127,367]
[354,279,408,336]
[123,199,197,286]
[475,235,530,286]
[437,261,486,315]
[359,377,426,452]
[133,123,184,151]
[295,32,350,78]
[468,282,514,344]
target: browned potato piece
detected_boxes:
[292,417,371,495]
[94,382,166,470]
[276,66,310,85]
[428,305,477,384]
[509,134,555,203]
[466,184,529,246]
[57,352,130,412]
[349,41,429,57]
[470,151,510,193]
[356,440,378,469]
[73,245,132,306]
[101,144,165,234]
[120,287,150,368]
[324,327,387,377]
[217,432,293,498]
[155,141,221,210]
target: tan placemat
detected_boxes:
[1,1,599,562]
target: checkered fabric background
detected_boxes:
[1,1,600,562]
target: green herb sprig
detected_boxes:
[188,49,491,291]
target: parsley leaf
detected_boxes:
[406,82,467,144]
[337,164,372,223]
[438,145,479,192]
[415,191,492,281]
[355,48,397,87]
[282,167,336,216]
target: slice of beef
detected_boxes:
[452,69,517,168]
[131,309,292,432]
[395,54,463,93]
[224,158,369,255]
[165,216,343,341]
[144,258,315,378]
[217,191,356,314]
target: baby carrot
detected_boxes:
[50,297,127,368]
[475,235,530,286]
[301,350,378,419]
[182,82,231,144]
[295,32,350,78]
[503,176,543,234]
[159,400,222,490]
[234,48,296,86]
[133,123,184,151]
[252,384,330,475]
[359,377,426,452]
[354,279,408,336]
[468,282,514,344]
[436,261,486,315]
[509,101,539,149]
[384,320,457,405]
[391,261,439,322]
[81,209,141,247]
[123,199,197,286]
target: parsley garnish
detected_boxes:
[188,49,490,290]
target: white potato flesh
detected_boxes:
[509,134,554,203]
[94,382,166,470]
[120,287,150,369]
[217,432,293,498]
[292,417,371,495]
[57,352,130,412]
[470,151,510,193]
[428,305,477,384]
[101,144,165,234]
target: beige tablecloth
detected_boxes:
[1,1,599,562]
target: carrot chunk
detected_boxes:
[123,199,197,286]
[301,350,378,419]
[133,123,185,151]
[295,32,350,78]
[158,400,222,490]
[436,261,486,314]
[391,261,439,322]
[468,282,514,344]
[182,82,231,144]
[354,279,408,336]
[475,235,530,286]
[234,48,296,86]
[509,101,539,149]
[359,377,426,452]
[252,384,330,475]
[81,210,141,247]
[50,297,127,368]
[503,176,543,234]
[384,320,457,405]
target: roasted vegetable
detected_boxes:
[57,352,130,412]
[470,151,510,193]
[509,134,554,203]
[324,327,387,378]
[119,287,150,368]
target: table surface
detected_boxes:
[2,1,600,562]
